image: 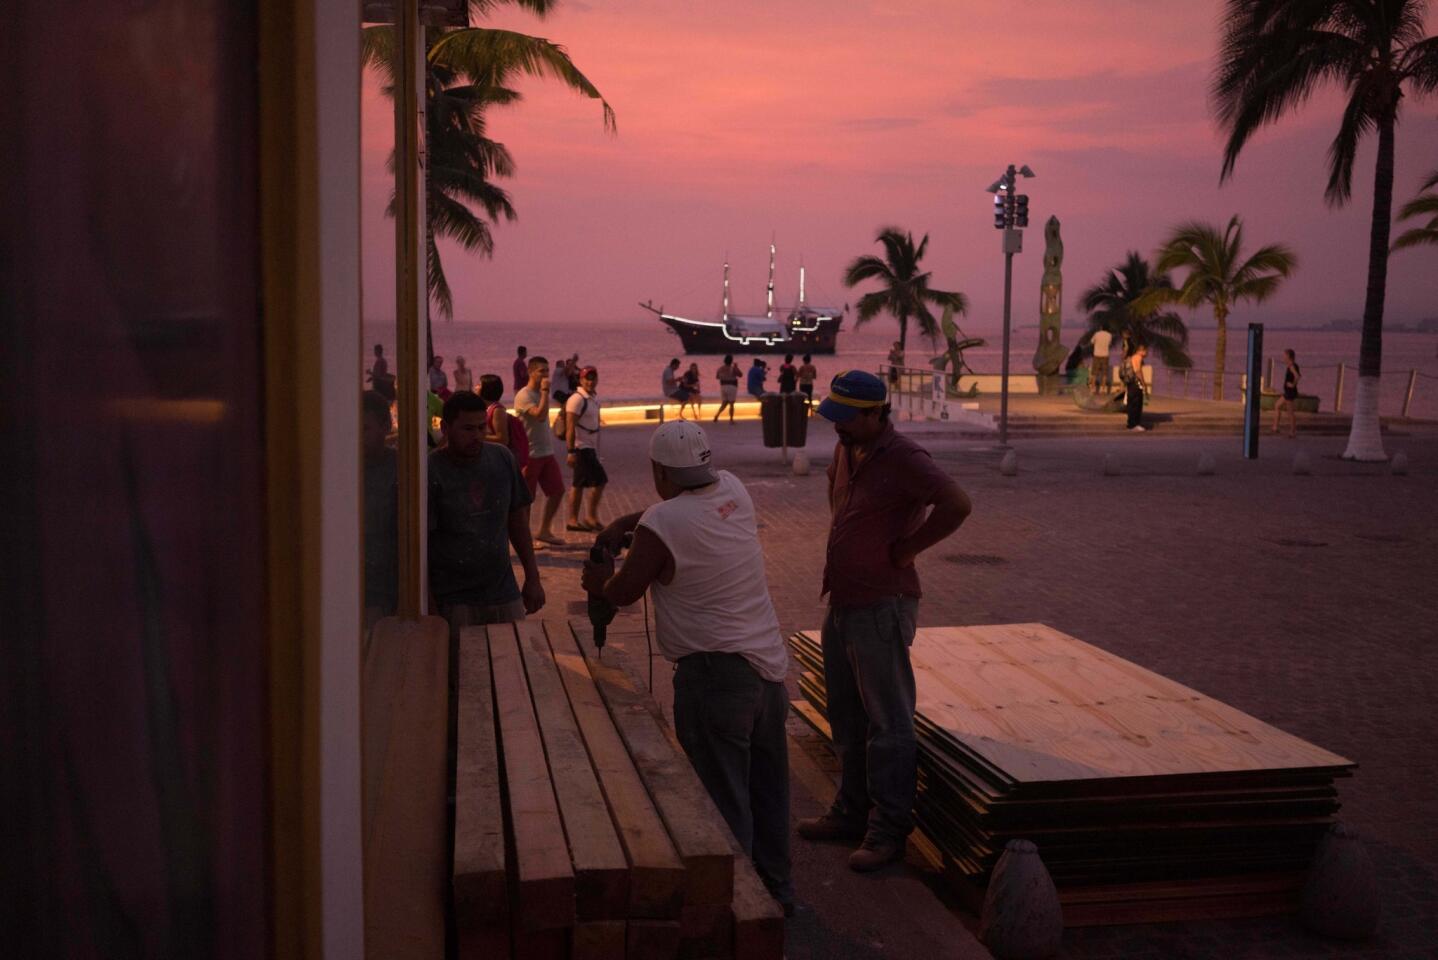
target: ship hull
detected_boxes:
[657,314,842,355]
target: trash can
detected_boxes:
[782,392,809,446]
[760,393,784,448]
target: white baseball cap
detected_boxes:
[649,421,718,487]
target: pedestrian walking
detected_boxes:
[428,391,544,635]
[565,365,606,531]
[798,354,818,403]
[1122,344,1148,431]
[514,356,566,546]
[479,373,529,469]
[1089,328,1113,395]
[1273,349,1301,438]
[714,354,741,423]
[582,421,793,914]
[797,370,971,872]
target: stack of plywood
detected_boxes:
[789,622,1355,925]
[456,620,784,959]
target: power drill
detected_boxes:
[587,542,618,657]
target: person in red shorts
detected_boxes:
[513,355,565,545]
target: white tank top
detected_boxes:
[637,471,789,683]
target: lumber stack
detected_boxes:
[456,620,784,959]
[789,622,1355,925]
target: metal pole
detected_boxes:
[1265,356,1274,391]
[1335,363,1346,413]
[999,248,1013,446]
[395,0,427,618]
[1243,324,1263,459]
[1403,368,1418,418]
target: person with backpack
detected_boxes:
[565,366,606,531]
[479,374,530,469]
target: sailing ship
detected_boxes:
[640,244,845,354]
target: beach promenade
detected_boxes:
[527,413,1438,959]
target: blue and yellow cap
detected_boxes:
[817,369,888,422]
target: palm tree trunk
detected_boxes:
[1342,110,1394,461]
[898,313,909,352]
[1212,305,1228,401]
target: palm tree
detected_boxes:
[1214,0,1438,461]
[1137,216,1296,400]
[363,3,614,334]
[842,228,967,351]
[1394,169,1438,252]
[1079,253,1193,369]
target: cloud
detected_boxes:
[841,116,925,132]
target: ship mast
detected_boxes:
[766,240,776,319]
[799,260,806,307]
[722,257,730,320]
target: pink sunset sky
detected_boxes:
[361,0,1438,335]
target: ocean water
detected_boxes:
[363,317,1438,419]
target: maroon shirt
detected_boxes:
[822,423,952,607]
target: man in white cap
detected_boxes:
[582,421,794,915]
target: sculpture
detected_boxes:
[930,304,985,396]
[1032,216,1067,392]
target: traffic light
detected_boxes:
[993,194,1005,229]
[1015,194,1030,228]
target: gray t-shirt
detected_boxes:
[427,444,532,606]
[513,384,555,458]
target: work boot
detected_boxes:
[796,814,866,844]
[848,838,905,873]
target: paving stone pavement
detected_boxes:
[523,415,1438,959]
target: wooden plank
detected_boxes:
[489,624,576,931]
[363,616,450,960]
[574,623,735,907]
[626,920,682,959]
[454,626,509,938]
[516,621,629,921]
[679,903,733,960]
[572,921,626,960]
[550,623,685,919]
[513,927,568,960]
[730,856,785,960]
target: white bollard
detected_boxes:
[1301,824,1379,941]
[1197,452,1216,476]
[1000,450,1018,477]
[1293,451,1312,476]
[791,451,811,476]
[1102,453,1119,477]
[1390,450,1409,476]
[979,839,1063,959]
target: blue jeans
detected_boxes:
[673,652,792,905]
[821,596,918,844]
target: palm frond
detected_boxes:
[843,255,895,287]
[429,28,616,132]
[428,232,454,319]
[853,291,890,324]
[1398,191,1438,221]
[1392,225,1438,250]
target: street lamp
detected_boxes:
[988,163,1034,447]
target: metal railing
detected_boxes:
[1149,363,1434,418]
